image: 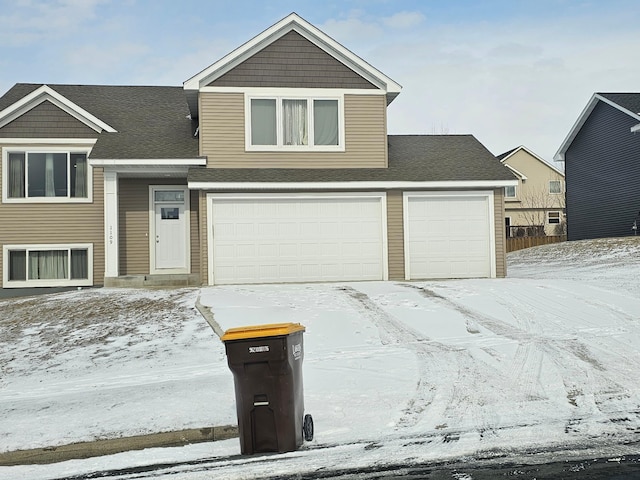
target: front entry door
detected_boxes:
[151,188,189,273]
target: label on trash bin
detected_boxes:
[292,343,302,360]
[249,346,270,353]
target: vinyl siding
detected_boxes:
[199,93,387,168]
[0,101,98,138]
[565,101,640,240]
[209,31,376,90]
[494,188,507,278]
[386,190,405,280]
[118,179,196,276]
[0,158,104,287]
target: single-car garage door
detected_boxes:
[209,194,386,285]
[405,193,494,279]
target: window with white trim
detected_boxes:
[504,185,516,198]
[548,211,561,224]
[4,244,93,287]
[549,180,563,194]
[247,96,342,151]
[3,149,90,202]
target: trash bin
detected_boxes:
[221,322,313,455]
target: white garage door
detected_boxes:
[405,193,493,279]
[209,195,386,285]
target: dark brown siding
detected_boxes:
[209,31,377,89]
[0,101,98,138]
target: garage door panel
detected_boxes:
[211,196,385,284]
[406,195,492,279]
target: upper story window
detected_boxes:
[247,95,344,152]
[504,185,517,198]
[549,180,563,194]
[2,149,91,203]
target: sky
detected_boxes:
[0,0,638,163]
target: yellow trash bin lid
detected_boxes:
[221,322,305,342]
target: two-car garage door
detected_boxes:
[209,195,386,285]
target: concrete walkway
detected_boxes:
[0,425,238,466]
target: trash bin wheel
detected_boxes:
[303,414,314,442]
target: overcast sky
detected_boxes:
[1,0,638,163]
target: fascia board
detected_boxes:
[0,85,117,133]
[188,180,518,190]
[554,93,640,161]
[504,145,564,177]
[503,164,527,180]
[183,13,401,95]
[89,158,206,166]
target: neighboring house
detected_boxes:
[497,146,566,237]
[555,93,640,241]
[0,13,516,289]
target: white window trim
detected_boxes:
[3,243,93,288]
[549,180,563,195]
[244,93,345,152]
[504,185,517,199]
[2,146,93,204]
[547,211,562,224]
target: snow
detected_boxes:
[2,237,640,479]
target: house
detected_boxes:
[497,146,565,237]
[555,93,640,241]
[0,13,516,289]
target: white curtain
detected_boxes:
[45,153,55,197]
[29,251,68,280]
[282,99,308,146]
[73,157,87,198]
[314,100,339,145]
[8,153,25,198]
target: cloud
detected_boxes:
[383,11,425,29]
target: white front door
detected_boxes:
[151,187,189,273]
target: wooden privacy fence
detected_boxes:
[506,235,567,253]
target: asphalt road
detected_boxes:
[50,452,640,480]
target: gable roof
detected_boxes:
[0,84,116,133]
[0,83,200,159]
[183,13,402,117]
[499,145,564,177]
[188,134,517,189]
[554,92,640,161]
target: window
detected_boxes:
[3,149,90,202]
[549,180,563,194]
[505,185,516,198]
[4,244,92,287]
[548,211,561,224]
[247,96,342,151]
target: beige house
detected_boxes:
[0,13,517,289]
[497,146,566,237]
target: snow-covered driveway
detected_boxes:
[2,237,640,479]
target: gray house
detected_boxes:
[555,93,640,241]
[0,13,516,289]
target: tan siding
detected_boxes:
[200,93,387,168]
[0,157,105,287]
[189,189,200,275]
[494,188,507,277]
[118,179,150,275]
[386,191,405,280]
[199,191,208,284]
[209,31,376,89]
[118,179,193,276]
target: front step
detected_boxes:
[104,274,200,288]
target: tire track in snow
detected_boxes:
[337,285,502,439]
[407,283,637,439]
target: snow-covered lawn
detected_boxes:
[2,237,640,479]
